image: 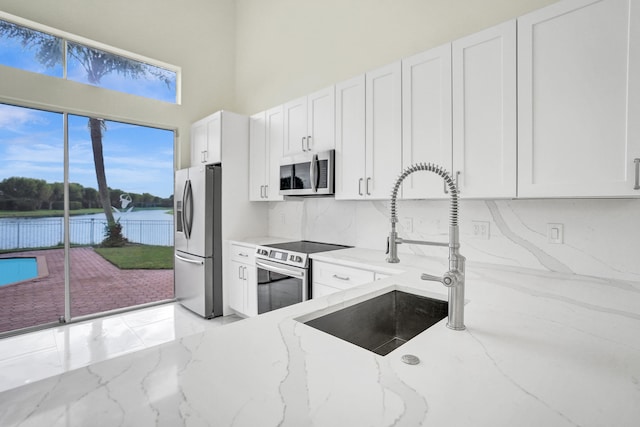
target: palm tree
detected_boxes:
[0,19,172,226]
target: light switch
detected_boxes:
[547,223,564,244]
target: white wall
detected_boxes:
[235,0,560,114]
[0,0,238,168]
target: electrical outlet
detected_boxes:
[472,221,490,240]
[402,217,413,233]
[547,223,564,244]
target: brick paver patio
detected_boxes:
[0,247,173,333]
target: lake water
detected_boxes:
[0,209,174,250]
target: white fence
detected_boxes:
[0,218,174,250]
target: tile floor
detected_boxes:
[0,303,242,393]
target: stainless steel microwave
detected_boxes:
[279,150,335,196]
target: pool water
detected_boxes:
[0,258,38,286]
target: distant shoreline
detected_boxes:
[0,207,172,219]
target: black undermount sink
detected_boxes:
[304,290,447,356]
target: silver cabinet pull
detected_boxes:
[242,266,247,280]
[366,177,372,195]
[265,185,269,198]
[307,135,312,151]
[358,178,363,196]
[302,136,307,152]
[332,274,350,281]
[635,158,640,190]
[260,185,264,198]
[239,253,248,258]
[238,265,243,279]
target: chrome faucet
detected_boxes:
[386,163,466,330]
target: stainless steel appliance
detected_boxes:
[279,150,335,196]
[174,164,222,318]
[254,241,349,314]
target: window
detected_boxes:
[0,17,178,103]
[0,19,62,77]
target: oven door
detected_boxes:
[255,259,309,314]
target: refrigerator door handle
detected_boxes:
[183,179,194,239]
[175,253,204,265]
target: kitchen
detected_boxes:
[1,0,640,425]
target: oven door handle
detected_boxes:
[255,260,305,278]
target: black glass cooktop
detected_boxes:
[265,240,350,254]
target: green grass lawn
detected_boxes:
[94,245,173,269]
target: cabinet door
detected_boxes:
[190,121,207,166]
[518,0,640,197]
[365,61,403,199]
[312,283,341,298]
[228,260,245,315]
[283,96,308,156]
[401,44,452,199]
[335,75,367,200]
[205,112,222,164]
[265,105,284,201]
[307,86,335,152]
[249,112,267,201]
[452,20,516,198]
[243,265,257,317]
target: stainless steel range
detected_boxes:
[254,241,350,314]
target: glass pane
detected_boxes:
[0,104,64,333]
[0,19,63,77]
[67,114,174,318]
[67,42,176,103]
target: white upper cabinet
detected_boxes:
[283,86,335,156]
[452,20,517,198]
[249,107,284,201]
[335,75,366,199]
[365,61,403,199]
[249,112,267,201]
[190,111,221,166]
[401,44,452,199]
[518,0,640,197]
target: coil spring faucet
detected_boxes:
[386,163,466,330]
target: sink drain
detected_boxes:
[401,354,420,365]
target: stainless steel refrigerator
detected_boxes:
[174,164,222,318]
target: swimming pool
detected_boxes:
[0,257,38,286]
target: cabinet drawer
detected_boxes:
[230,243,255,263]
[312,261,375,290]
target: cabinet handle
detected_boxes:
[260,185,264,198]
[358,178,363,196]
[265,185,269,198]
[366,177,372,195]
[239,253,248,258]
[201,150,207,163]
[302,137,307,152]
[243,266,247,280]
[307,135,312,151]
[238,265,243,279]
[332,274,350,281]
[635,158,640,190]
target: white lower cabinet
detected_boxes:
[312,261,377,298]
[228,243,257,317]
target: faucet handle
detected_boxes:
[421,271,461,287]
[420,272,443,283]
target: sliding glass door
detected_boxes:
[0,104,65,333]
[0,104,175,335]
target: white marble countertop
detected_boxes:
[1,247,639,426]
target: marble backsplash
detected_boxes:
[268,198,640,282]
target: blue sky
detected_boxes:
[0,22,175,198]
[0,104,174,198]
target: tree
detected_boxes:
[0,19,172,227]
